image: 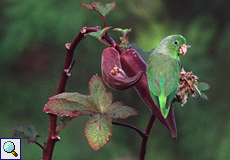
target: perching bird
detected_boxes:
[146,35,190,118]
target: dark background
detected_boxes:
[1,0,229,159]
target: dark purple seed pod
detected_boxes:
[101,47,143,90]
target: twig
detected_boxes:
[112,121,145,137]
[35,141,44,150]
[56,123,66,134]
[99,38,113,47]
[139,114,156,160]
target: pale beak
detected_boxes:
[179,44,191,55]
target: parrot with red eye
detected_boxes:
[146,35,190,118]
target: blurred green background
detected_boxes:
[1,0,229,159]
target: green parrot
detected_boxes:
[146,35,190,118]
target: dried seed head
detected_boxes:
[174,68,198,106]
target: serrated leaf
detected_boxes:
[88,75,113,113]
[13,125,42,144]
[44,99,94,117]
[106,101,138,119]
[88,27,111,39]
[80,3,93,10]
[113,28,132,35]
[85,114,112,151]
[43,75,115,117]
[127,43,152,63]
[49,92,96,112]
[197,82,210,91]
[81,2,116,17]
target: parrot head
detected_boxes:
[155,35,191,59]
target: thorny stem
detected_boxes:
[42,27,100,160]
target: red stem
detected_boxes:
[99,38,113,47]
[42,27,100,160]
[35,141,44,150]
[112,121,145,137]
[102,16,106,28]
[139,114,156,160]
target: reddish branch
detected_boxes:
[42,27,100,160]
[139,114,156,160]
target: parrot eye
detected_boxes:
[174,40,179,45]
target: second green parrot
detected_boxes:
[146,35,190,118]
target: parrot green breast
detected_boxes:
[147,50,180,118]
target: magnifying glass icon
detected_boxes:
[3,141,18,157]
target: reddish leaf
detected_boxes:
[49,92,97,112]
[81,1,116,17]
[44,75,138,150]
[44,99,93,117]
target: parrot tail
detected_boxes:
[158,78,170,118]
[159,94,169,118]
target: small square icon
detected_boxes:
[0,138,21,160]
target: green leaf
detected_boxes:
[43,75,114,116]
[81,2,116,17]
[43,75,138,150]
[200,92,209,100]
[13,125,42,144]
[85,114,112,151]
[106,101,138,119]
[88,27,111,39]
[44,98,94,117]
[50,92,96,112]
[113,28,132,35]
[127,43,153,63]
[59,116,74,124]
[197,82,210,91]
[88,75,113,113]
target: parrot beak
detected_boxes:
[179,44,191,55]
